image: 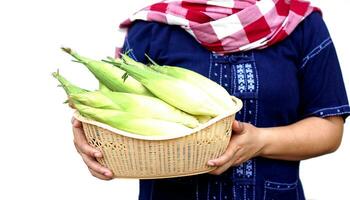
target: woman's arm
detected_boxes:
[260,116,343,160]
[208,116,344,175]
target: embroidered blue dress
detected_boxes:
[121,12,350,200]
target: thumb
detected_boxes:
[71,117,82,128]
[232,120,244,134]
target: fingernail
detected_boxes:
[94,152,102,157]
[73,120,79,127]
[236,121,241,128]
[207,161,215,167]
[104,171,112,177]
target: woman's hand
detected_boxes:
[72,117,113,180]
[207,116,344,175]
[207,120,265,175]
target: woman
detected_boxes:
[72,0,349,199]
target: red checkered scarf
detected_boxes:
[120,0,320,54]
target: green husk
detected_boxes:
[106,55,224,117]
[75,103,191,136]
[148,64,235,111]
[52,70,88,95]
[70,91,199,128]
[61,47,153,96]
[195,115,213,124]
[99,82,111,92]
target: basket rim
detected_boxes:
[73,96,242,141]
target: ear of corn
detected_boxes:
[74,103,191,136]
[61,47,153,96]
[107,55,224,117]
[55,48,241,137]
[148,64,235,111]
[69,91,122,110]
[195,115,212,124]
[102,91,199,128]
[99,82,111,92]
[52,70,88,95]
[70,91,199,128]
[52,70,89,108]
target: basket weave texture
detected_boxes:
[74,96,242,179]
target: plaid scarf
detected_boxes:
[120,0,319,54]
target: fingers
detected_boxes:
[231,156,245,167]
[209,156,244,175]
[81,153,113,179]
[206,122,244,172]
[209,159,233,175]
[72,117,82,128]
[72,120,102,158]
[88,168,113,180]
[232,120,244,134]
[71,116,113,180]
[208,121,256,175]
[207,142,240,167]
[209,148,246,175]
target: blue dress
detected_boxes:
[121,12,350,200]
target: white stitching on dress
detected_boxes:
[219,63,223,86]
[209,53,213,80]
[207,180,211,200]
[233,185,236,200]
[299,37,332,70]
[321,111,350,118]
[231,61,236,95]
[252,52,259,126]
[306,105,350,117]
[220,181,222,200]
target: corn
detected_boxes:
[106,55,225,117]
[148,64,235,111]
[99,82,111,92]
[74,103,192,136]
[61,47,153,96]
[52,70,89,108]
[70,91,199,128]
[52,70,88,95]
[122,54,234,111]
[70,91,121,110]
[195,115,212,124]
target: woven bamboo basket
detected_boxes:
[73,96,242,179]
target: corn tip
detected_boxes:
[106,56,115,61]
[61,47,72,54]
[52,69,60,78]
[144,53,158,65]
[103,57,121,66]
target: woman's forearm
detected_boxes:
[259,116,344,161]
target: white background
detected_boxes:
[0,0,348,199]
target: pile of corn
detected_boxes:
[53,48,235,136]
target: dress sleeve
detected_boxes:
[297,12,350,120]
[120,21,155,64]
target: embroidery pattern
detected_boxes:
[236,63,256,93]
[201,52,259,200]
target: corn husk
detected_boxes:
[61,47,153,96]
[106,55,225,117]
[75,103,192,136]
[70,91,199,128]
